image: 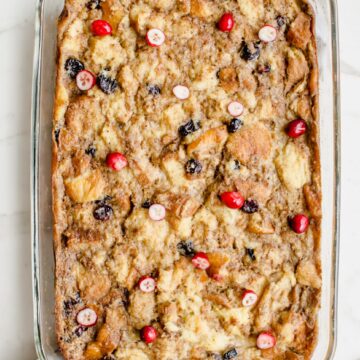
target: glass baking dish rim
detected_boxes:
[30,0,341,359]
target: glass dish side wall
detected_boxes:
[31,0,340,359]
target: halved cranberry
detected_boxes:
[76,70,96,91]
[220,192,245,209]
[241,290,258,307]
[106,152,127,171]
[227,101,244,117]
[146,28,165,47]
[173,85,190,100]
[149,204,166,221]
[286,119,307,138]
[258,25,277,42]
[141,326,157,343]
[76,308,97,327]
[91,19,112,36]
[257,332,276,349]
[192,252,210,270]
[289,214,309,234]
[218,13,235,32]
[138,276,156,293]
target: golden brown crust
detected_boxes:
[52,1,321,359]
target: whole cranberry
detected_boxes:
[90,20,112,36]
[217,13,235,32]
[286,119,307,138]
[141,326,157,344]
[289,214,309,234]
[106,152,127,171]
[220,191,245,209]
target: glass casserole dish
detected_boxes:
[31,0,341,359]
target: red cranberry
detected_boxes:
[192,252,210,270]
[106,152,127,171]
[217,13,235,32]
[76,308,97,327]
[141,326,157,343]
[257,332,276,349]
[91,20,112,36]
[220,192,245,209]
[146,28,165,47]
[138,276,156,293]
[289,214,309,234]
[286,119,307,138]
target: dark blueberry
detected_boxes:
[211,354,222,360]
[241,199,259,214]
[86,0,102,10]
[61,234,69,246]
[63,301,73,315]
[240,42,260,61]
[54,128,60,144]
[177,240,195,257]
[93,204,113,221]
[74,326,88,337]
[95,195,112,205]
[147,84,161,96]
[179,120,200,137]
[85,146,96,157]
[65,58,84,79]
[74,292,81,302]
[122,287,130,308]
[276,15,286,27]
[185,159,202,174]
[97,73,118,94]
[257,64,271,74]
[63,296,80,315]
[223,348,238,360]
[142,199,152,209]
[246,248,256,261]
[227,118,243,133]
[234,160,241,170]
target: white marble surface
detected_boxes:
[0,0,359,359]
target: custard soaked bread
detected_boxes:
[52,0,321,358]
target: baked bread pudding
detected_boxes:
[52,0,321,359]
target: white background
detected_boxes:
[0,0,359,359]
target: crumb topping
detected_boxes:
[53,0,321,359]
